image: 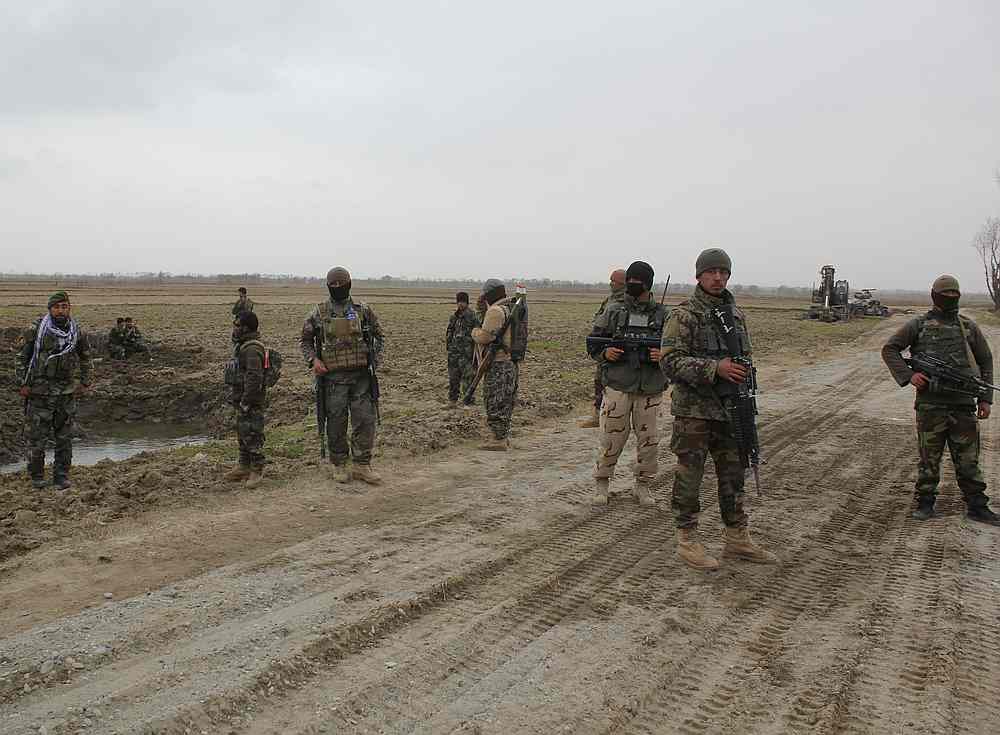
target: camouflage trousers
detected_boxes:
[915,405,989,508]
[24,393,75,480]
[236,404,266,470]
[325,374,377,465]
[108,344,127,360]
[484,360,519,440]
[593,366,605,410]
[447,350,476,402]
[670,416,747,529]
[594,388,661,482]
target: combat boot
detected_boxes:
[967,505,1000,527]
[479,437,510,451]
[677,527,719,571]
[330,463,351,484]
[633,481,655,507]
[52,475,71,491]
[31,477,48,489]
[224,464,251,482]
[911,499,935,521]
[722,526,779,564]
[578,407,600,429]
[352,464,383,485]
[592,478,609,506]
[245,469,264,488]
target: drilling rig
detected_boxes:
[806,265,852,321]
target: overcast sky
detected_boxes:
[1,1,998,290]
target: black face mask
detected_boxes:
[932,292,960,313]
[329,285,350,302]
[626,282,646,299]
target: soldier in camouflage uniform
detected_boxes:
[580,268,626,428]
[660,249,777,570]
[446,291,480,406]
[107,318,127,360]
[301,267,385,485]
[587,261,666,506]
[225,312,267,488]
[15,291,92,490]
[472,278,519,450]
[882,275,1000,525]
[232,287,255,318]
[123,317,150,358]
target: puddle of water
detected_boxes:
[1,424,210,474]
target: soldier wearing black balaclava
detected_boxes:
[300,267,385,485]
[883,274,1000,525]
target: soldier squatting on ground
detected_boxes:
[587,261,667,506]
[579,268,626,428]
[660,249,778,571]
[882,275,1000,526]
[224,311,268,488]
[15,291,92,490]
[446,291,480,406]
[301,266,385,485]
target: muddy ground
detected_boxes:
[3,284,997,734]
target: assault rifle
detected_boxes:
[585,334,661,368]
[362,323,381,423]
[711,305,763,495]
[905,353,1000,401]
[463,294,525,404]
[313,331,326,458]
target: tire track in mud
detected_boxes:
[601,431,914,735]
[208,382,895,734]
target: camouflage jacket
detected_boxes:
[124,326,145,346]
[589,294,668,395]
[15,317,92,396]
[882,308,993,407]
[232,330,266,407]
[108,326,126,347]
[472,298,516,364]
[446,308,479,358]
[660,286,751,421]
[300,298,384,378]
[231,298,255,317]
[594,288,625,318]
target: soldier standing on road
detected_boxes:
[225,312,267,488]
[301,267,385,485]
[232,287,255,319]
[108,317,127,360]
[660,249,777,570]
[446,291,480,407]
[587,261,667,506]
[472,279,520,451]
[881,275,1000,525]
[579,268,627,428]
[14,291,92,490]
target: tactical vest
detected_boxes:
[319,301,370,371]
[914,313,973,371]
[31,328,80,383]
[608,302,668,348]
[697,305,751,358]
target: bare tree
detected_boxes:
[974,216,1000,311]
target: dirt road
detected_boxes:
[3,318,1000,734]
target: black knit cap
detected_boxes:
[456,291,469,303]
[625,261,655,290]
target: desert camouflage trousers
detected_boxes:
[915,404,989,508]
[594,388,661,482]
[670,416,748,529]
[325,374,377,466]
[447,351,476,402]
[484,360,519,440]
[24,393,75,480]
[236,404,266,470]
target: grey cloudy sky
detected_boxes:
[1,1,998,290]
